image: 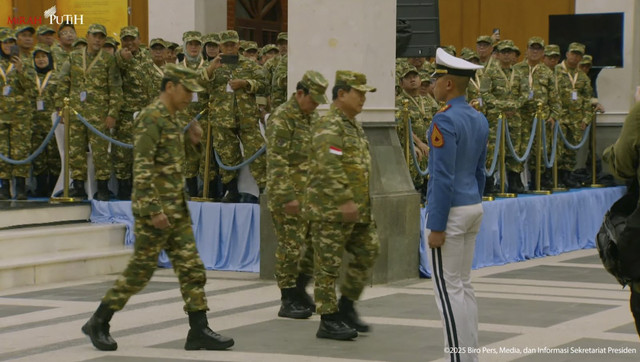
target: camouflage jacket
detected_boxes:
[178,57,209,125]
[55,48,123,119]
[203,55,265,128]
[480,64,522,118]
[302,104,372,223]
[262,54,287,110]
[266,95,316,210]
[554,61,594,124]
[31,69,57,118]
[0,58,37,124]
[513,61,561,121]
[395,90,432,145]
[149,62,165,99]
[51,43,71,71]
[115,47,155,112]
[131,98,189,217]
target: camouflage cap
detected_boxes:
[32,43,51,54]
[149,38,166,48]
[238,40,249,51]
[335,70,376,93]
[460,47,480,62]
[175,46,184,55]
[163,64,205,92]
[300,70,329,104]
[580,54,593,65]
[544,44,560,56]
[527,36,545,47]
[397,62,419,78]
[442,45,456,56]
[104,36,119,47]
[87,24,107,35]
[568,42,586,55]
[202,33,220,45]
[496,39,516,51]
[119,25,139,39]
[15,25,35,35]
[276,32,287,43]
[513,45,521,56]
[476,35,493,44]
[167,42,179,50]
[260,43,278,56]
[72,37,87,47]
[418,69,432,83]
[36,25,55,35]
[219,30,239,44]
[182,30,202,44]
[244,41,258,51]
[0,28,16,42]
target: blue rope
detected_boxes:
[406,117,429,177]
[557,121,591,150]
[504,115,537,163]
[0,115,62,165]
[183,111,204,132]
[485,116,502,176]
[76,113,133,149]
[541,120,559,168]
[214,145,266,171]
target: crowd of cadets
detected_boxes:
[396,34,602,198]
[0,22,287,202]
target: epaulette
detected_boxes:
[437,104,451,113]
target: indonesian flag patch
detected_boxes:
[431,124,444,148]
[329,146,343,156]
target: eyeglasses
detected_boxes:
[59,30,75,36]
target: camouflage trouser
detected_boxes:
[485,113,498,174]
[272,210,314,289]
[0,120,32,179]
[504,113,523,173]
[102,211,208,312]
[198,119,217,181]
[213,122,266,188]
[523,110,554,179]
[69,113,111,181]
[184,134,201,179]
[557,121,583,171]
[30,113,61,176]
[113,111,134,180]
[310,221,380,315]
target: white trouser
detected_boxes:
[427,203,483,362]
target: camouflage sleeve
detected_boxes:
[245,61,266,94]
[602,102,640,180]
[548,73,561,120]
[261,59,274,98]
[312,116,354,205]
[580,73,594,124]
[266,113,296,206]
[133,111,163,216]
[54,60,71,109]
[479,71,497,111]
[395,96,407,146]
[106,54,123,119]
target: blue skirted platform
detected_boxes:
[90,186,625,276]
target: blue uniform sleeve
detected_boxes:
[475,114,489,196]
[426,113,456,231]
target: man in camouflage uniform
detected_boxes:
[555,42,593,188]
[480,39,523,193]
[55,24,123,200]
[51,23,76,70]
[149,38,167,99]
[543,44,561,70]
[303,70,380,340]
[202,30,266,202]
[36,25,56,47]
[113,26,154,200]
[395,63,431,202]
[267,70,328,319]
[460,48,485,112]
[263,32,288,111]
[476,35,496,69]
[81,64,233,352]
[102,37,118,55]
[0,28,37,200]
[513,37,561,189]
[243,41,259,63]
[165,42,178,64]
[259,44,278,66]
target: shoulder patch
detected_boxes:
[431,123,444,148]
[437,104,451,114]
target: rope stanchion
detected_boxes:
[496,113,516,198]
[406,117,429,177]
[214,145,266,171]
[75,112,133,149]
[402,99,411,168]
[557,121,591,150]
[504,116,537,163]
[51,98,80,203]
[541,118,559,168]
[589,110,604,188]
[191,119,214,202]
[485,116,502,177]
[530,102,551,195]
[0,115,61,165]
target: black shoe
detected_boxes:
[507,171,524,194]
[338,296,370,333]
[69,179,87,199]
[81,303,117,351]
[221,178,241,203]
[560,170,581,188]
[184,311,234,350]
[278,288,312,319]
[240,193,259,204]
[117,179,132,200]
[15,177,27,200]
[316,313,358,340]
[186,177,198,198]
[96,180,110,201]
[484,175,496,195]
[35,174,49,197]
[0,179,10,200]
[295,274,316,312]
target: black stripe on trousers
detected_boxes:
[433,247,460,362]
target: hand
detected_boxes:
[151,212,170,229]
[415,148,423,162]
[120,48,133,61]
[229,79,248,91]
[284,199,300,215]
[594,103,605,113]
[580,121,587,130]
[546,117,555,126]
[207,55,223,73]
[188,121,203,144]
[11,56,22,73]
[339,200,359,222]
[104,116,116,129]
[428,230,446,248]
[416,141,429,157]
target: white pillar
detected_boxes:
[148,0,227,45]
[288,0,397,122]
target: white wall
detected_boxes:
[288,0,397,123]
[148,0,227,45]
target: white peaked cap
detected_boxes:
[432,48,483,77]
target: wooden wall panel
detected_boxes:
[10,0,56,28]
[129,0,148,44]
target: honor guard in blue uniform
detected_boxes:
[426,48,488,362]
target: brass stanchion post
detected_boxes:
[590,110,604,188]
[191,116,213,202]
[531,102,551,195]
[402,99,410,167]
[51,98,80,203]
[496,112,516,198]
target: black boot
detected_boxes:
[15,177,27,200]
[338,296,370,332]
[47,174,59,196]
[507,171,524,194]
[212,175,225,201]
[239,193,259,204]
[96,180,110,201]
[484,175,495,195]
[316,312,358,340]
[221,178,241,203]
[560,170,580,188]
[278,288,312,319]
[81,303,117,351]
[35,173,49,197]
[0,179,10,200]
[186,177,198,198]
[295,274,316,312]
[184,310,235,350]
[69,179,87,199]
[117,179,132,200]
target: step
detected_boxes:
[0,223,127,261]
[0,203,91,229]
[0,248,133,290]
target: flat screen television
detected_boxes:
[548,13,624,68]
